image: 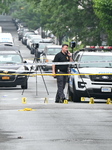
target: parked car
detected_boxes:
[30,38,53,55]
[68,46,112,102]
[28,37,43,51]
[41,38,53,43]
[22,31,36,45]
[0,45,29,89]
[0,44,20,53]
[26,35,42,49]
[34,42,53,59]
[17,28,29,41]
[40,45,62,71]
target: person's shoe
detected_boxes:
[55,101,59,103]
[59,98,64,103]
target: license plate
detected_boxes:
[2,76,10,80]
[101,87,111,92]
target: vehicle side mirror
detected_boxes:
[23,60,27,63]
[35,43,39,48]
[69,64,75,68]
[71,41,76,48]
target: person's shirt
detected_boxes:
[53,51,70,73]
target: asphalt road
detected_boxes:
[0,16,112,150]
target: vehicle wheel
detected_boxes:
[67,85,73,101]
[21,80,28,89]
[72,80,81,102]
[22,40,24,44]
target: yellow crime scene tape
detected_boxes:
[0,60,112,76]
[0,73,112,76]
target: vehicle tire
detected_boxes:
[21,80,28,89]
[22,39,24,44]
[67,85,73,101]
[72,80,81,102]
[18,37,21,41]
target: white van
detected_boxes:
[0,33,14,45]
[0,26,2,33]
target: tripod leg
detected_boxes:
[34,57,49,95]
[21,57,37,95]
[35,70,38,96]
[39,66,49,95]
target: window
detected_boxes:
[47,48,61,55]
[79,55,112,68]
[0,54,22,64]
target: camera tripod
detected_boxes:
[21,56,49,96]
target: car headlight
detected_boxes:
[78,74,89,79]
[17,66,25,71]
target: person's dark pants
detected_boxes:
[55,72,68,102]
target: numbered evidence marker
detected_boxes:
[22,97,27,104]
[63,100,68,104]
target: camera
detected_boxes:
[71,41,76,48]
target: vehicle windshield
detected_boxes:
[39,43,50,49]
[0,54,22,64]
[25,32,35,36]
[47,48,61,55]
[79,55,112,68]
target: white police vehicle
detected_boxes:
[0,33,14,45]
[68,46,112,102]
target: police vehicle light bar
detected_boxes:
[85,46,112,49]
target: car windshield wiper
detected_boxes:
[5,62,16,64]
[79,66,90,68]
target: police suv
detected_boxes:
[68,46,112,102]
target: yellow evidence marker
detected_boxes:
[22,97,27,104]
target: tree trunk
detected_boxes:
[58,36,63,45]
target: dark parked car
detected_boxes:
[17,27,29,41]
[0,45,29,89]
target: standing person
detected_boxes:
[33,43,43,62]
[52,44,72,103]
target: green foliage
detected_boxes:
[39,0,102,45]
[0,0,15,14]
[10,0,41,29]
[8,0,111,46]
[93,0,112,44]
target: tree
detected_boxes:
[0,0,15,14]
[10,0,41,29]
[9,0,106,46]
[40,0,79,44]
[93,0,112,45]
[39,0,102,45]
